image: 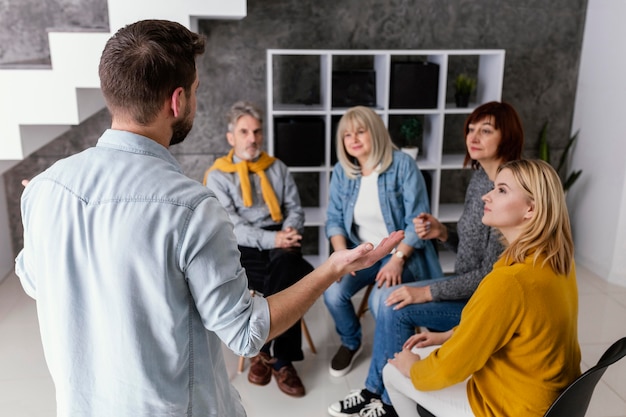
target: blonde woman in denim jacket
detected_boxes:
[324,106,442,378]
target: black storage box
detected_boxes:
[274,116,325,167]
[390,61,439,109]
[332,70,377,108]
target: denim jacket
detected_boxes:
[326,150,442,280]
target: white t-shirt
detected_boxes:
[353,170,387,246]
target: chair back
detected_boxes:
[543,337,626,417]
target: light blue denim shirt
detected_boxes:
[326,150,442,279]
[15,129,269,417]
[205,155,305,250]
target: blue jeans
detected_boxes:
[323,254,417,350]
[364,278,468,405]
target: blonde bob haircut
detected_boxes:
[498,159,574,276]
[335,106,396,179]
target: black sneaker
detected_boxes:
[359,399,398,417]
[330,344,363,377]
[328,389,379,417]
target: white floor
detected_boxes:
[1,265,625,417]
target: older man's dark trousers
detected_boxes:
[238,245,314,362]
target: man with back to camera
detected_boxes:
[15,19,403,417]
[204,101,314,397]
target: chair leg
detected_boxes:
[301,318,317,354]
[237,290,319,373]
[237,355,246,374]
[357,284,374,318]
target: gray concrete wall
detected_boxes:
[0,0,108,65]
[1,0,588,257]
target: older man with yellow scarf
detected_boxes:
[204,101,313,398]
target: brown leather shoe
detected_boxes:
[272,364,305,397]
[248,352,273,386]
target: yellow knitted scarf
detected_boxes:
[206,149,283,222]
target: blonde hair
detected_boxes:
[498,159,574,276]
[335,106,396,179]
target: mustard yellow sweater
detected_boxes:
[410,255,581,417]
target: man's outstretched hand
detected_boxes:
[327,230,404,277]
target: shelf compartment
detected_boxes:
[389,56,440,109]
[446,52,504,108]
[440,154,466,169]
[330,54,388,110]
[303,207,326,226]
[439,169,473,217]
[301,225,320,256]
[292,172,321,208]
[437,248,457,275]
[302,225,331,268]
[271,54,325,108]
[438,204,464,223]
[273,116,326,167]
[442,113,469,165]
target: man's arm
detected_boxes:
[265,231,404,340]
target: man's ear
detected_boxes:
[170,87,185,118]
[226,132,235,147]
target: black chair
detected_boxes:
[543,336,626,417]
[416,337,626,417]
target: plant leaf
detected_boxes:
[563,169,583,191]
[556,130,579,174]
[538,122,550,163]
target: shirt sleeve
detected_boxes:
[180,194,270,356]
[429,230,502,300]
[398,155,430,249]
[442,230,459,252]
[14,186,37,299]
[325,163,350,241]
[410,267,525,391]
[429,170,503,301]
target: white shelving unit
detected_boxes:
[266,49,505,271]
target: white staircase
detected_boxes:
[0,0,246,282]
[0,0,246,172]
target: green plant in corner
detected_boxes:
[454,74,476,107]
[399,117,423,148]
[538,121,582,192]
[455,73,477,96]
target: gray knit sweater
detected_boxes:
[429,168,504,301]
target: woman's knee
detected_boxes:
[323,279,351,305]
[370,286,394,315]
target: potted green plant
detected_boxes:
[455,74,476,107]
[399,117,422,159]
[538,121,582,192]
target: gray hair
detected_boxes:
[227,101,263,132]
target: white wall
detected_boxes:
[570,0,626,286]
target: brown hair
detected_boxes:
[99,20,206,125]
[463,101,524,169]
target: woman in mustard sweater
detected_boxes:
[383,159,581,417]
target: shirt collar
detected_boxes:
[96,129,184,174]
